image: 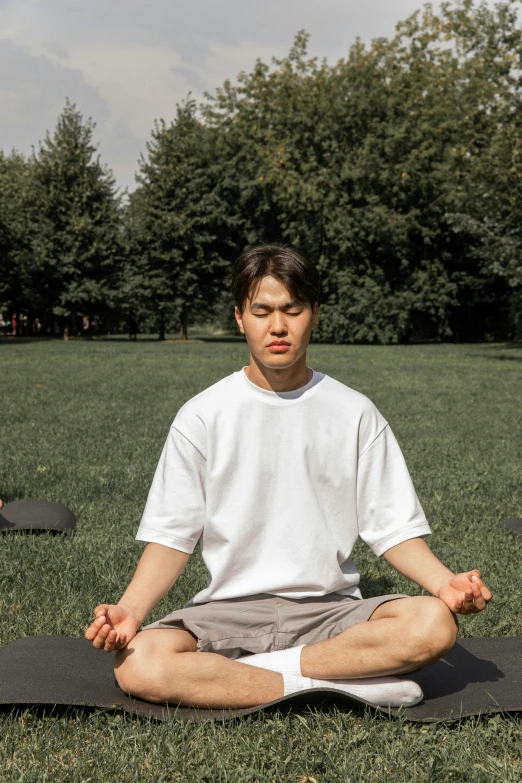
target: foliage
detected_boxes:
[0,151,35,324]
[1,1,522,341]
[0,102,122,335]
[125,103,233,339]
[203,1,522,342]
[30,100,123,327]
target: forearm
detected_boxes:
[117,542,189,625]
[383,537,455,597]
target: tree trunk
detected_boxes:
[179,305,188,341]
[158,312,165,341]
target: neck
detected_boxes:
[245,354,312,392]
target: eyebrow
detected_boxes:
[250,301,303,311]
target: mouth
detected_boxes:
[267,341,290,353]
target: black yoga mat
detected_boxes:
[503,518,522,535]
[0,499,76,532]
[1,635,521,723]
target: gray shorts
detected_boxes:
[142,593,406,659]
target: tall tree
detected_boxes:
[31,100,122,333]
[126,102,231,339]
[204,1,522,343]
[0,151,35,332]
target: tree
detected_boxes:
[203,1,522,342]
[0,151,36,332]
[30,100,122,333]
[126,102,232,339]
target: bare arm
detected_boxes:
[85,542,189,651]
[383,537,492,614]
[118,542,189,623]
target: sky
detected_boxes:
[0,0,450,191]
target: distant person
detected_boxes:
[11,314,17,336]
[33,317,42,334]
[86,243,492,710]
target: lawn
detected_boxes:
[1,338,522,782]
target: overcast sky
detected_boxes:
[1,0,449,191]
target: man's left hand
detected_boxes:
[437,570,492,614]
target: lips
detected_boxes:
[268,341,290,347]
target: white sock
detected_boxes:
[236,645,304,678]
[237,646,423,707]
[282,672,423,707]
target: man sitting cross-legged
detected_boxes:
[86,243,492,709]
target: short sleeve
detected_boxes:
[356,425,431,556]
[135,426,206,553]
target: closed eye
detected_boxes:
[252,310,302,317]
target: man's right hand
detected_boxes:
[84,604,139,652]
[84,544,189,653]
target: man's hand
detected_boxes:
[437,570,492,615]
[85,604,139,652]
[84,544,188,652]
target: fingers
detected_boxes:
[85,614,107,640]
[91,621,119,652]
[471,575,492,600]
[471,575,492,608]
[457,571,492,614]
[452,595,464,613]
[461,589,474,614]
[85,611,116,650]
[454,576,492,615]
[114,633,127,650]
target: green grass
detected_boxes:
[1,338,522,782]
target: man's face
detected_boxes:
[235,275,318,370]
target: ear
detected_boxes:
[235,306,245,334]
[311,303,319,328]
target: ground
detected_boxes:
[1,337,521,782]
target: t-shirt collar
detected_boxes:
[239,366,324,403]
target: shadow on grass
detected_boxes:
[358,576,395,596]
[0,337,52,346]
[1,335,247,346]
[480,342,522,360]
[481,353,522,362]
[0,697,370,726]
[0,703,105,722]
[0,528,74,536]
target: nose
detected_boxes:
[270,310,287,335]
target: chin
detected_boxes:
[261,354,297,369]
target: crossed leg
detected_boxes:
[114,596,457,709]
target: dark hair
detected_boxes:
[232,243,320,312]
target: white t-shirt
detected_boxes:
[136,369,431,604]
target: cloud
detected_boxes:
[0,0,491,189]
[0,39,109,152]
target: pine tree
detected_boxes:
[31,100,122,334]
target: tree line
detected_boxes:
[1,0,521,343]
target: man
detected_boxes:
[86,244,491,709]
